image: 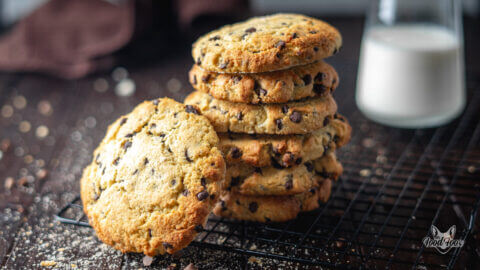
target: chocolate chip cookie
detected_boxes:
[192,13,342,73]
[225,152,342,196]
[80,98,226,256]
[213,178,332,222]
[219,114,351,167]
[184,91,337,135]
[189,61,338,104]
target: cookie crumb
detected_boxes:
[142,255,153,266]
[40,261,56,267]
[184,263,198,270]
[359,169,371,177]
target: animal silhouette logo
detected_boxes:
[422,225,464,254]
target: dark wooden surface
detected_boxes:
[0,17,479,269]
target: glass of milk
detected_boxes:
[356,0,465,128]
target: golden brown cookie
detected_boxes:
[192,13,342,73]
[80,98,226,256]
[188,61,338,104]
[225,153,342,196]
[213,178,332,222]
[219,114,351,167]
[184,91,337,135]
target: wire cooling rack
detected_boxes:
[56,82,480,269]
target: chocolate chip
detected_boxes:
[185,105,200,115]
[313,84,327,95]
[125,133,134,138]
[295,157,303,165]
[148,229,152,237]
[245,27,256,33]
[289,111,302,123]
[313,47,319,52]
[333,135,340,144]
[194,225,204,232]
[233,76,242,84]
[315,72,325,82]
[95,154,100,163]
[123,141,132,150]
[254,167,263,175]
[144,158,149,165]
[219,62,228,69]
[236,112,243,121]
[230,147,242,159]
[93,192,100,201]
[185,149,192,162]
[275,119,283,130]
[171,179,176,186]
[249,202,258,213]
[259,88,267,96]
[309,30,317,34]
[151,168,155,175]
[163,242,173,249]
[292,32,297,39]
[193,75,197,85]
[196,191,209,201]
[201,74,210,82]
[220,200,227,211]
[323,117,330,126]
[285,177,293,190]
[275,40,286,49]
[200,177,206,187]
[302,74,312,85]
[196,57,202,65]
[132,169,138,175]
[152,99,159,105]
[120,118,127,125]
[182,189,189,196]
[230,177,241,188]
[304,162,314,172]
[309,187,317,194]
[113,157,120,165]
[210,194,215,200]
[282,105,289,114]
[209,35,220,41]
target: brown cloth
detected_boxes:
[0,0,135,79]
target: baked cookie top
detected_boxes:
[80,98,225,256]
[225,153,342,196]
[214,178,332,223]
[219,114,351,167]
[184,91,337,135]
[188,61,338,104]
[192,13,342,73]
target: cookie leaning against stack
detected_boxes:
[81,98,225,255]
[185,13,351,222]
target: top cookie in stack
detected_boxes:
[185,14,350,223]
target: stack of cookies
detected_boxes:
[185,14,351,222]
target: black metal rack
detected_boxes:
[56,83,480,269]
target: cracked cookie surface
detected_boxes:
[184,91,337,135]
[80,98,225,256]
[188,61,338,104]
[224,152,342,196]
[219,114,351,167]
[192,13,342,73]
[213,178,332,222]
